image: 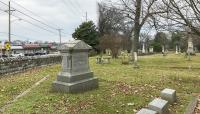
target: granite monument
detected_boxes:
[52,40,98,93]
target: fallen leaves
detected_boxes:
[127,103,134,106]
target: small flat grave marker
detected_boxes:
[161,88,176,104]
[148,98,169,114]
[136,108,158,114]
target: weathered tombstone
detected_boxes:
[187,38,194,53]
[96,56,102,64]
[121,50,129,64]
[105,49,111,56]
[142,43,146,54]
[187,38,193,60]
[149,47,154,53]
[148,98,169,114]
[137,108,158,114]
[102,57,111,64]
[161,88,176,104]
[52,40,98,93]
[162,45,165,53]
[175,45,178,54]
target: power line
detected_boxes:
[15,10,58,30]
[2,8,59,35]
[0,8,6,12]
[0,1,8,6]
[10,0,61,29]
[1,8,68,37]
[0,32,32,40]
[68,0,83,14]
[0,9,6,14]
[73,0,83,10]
[13,15,58,35]
[61,0,80,16]
[0,1,60,32]
[11,1,70,36]
[0,1,71,38]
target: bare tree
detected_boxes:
[98,3,130,36]
[100,34,122,58]
[160,0,200,35]
[103,0,166,66]
[98,2,133,56]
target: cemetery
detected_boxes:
[1,0,200,113]
[0,45,200,113]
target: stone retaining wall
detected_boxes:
[0,55,61,75]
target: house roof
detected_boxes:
[23,44,40,49]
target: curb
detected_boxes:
[185,96,198,114]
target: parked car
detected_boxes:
[25,53,35,56]
[11,53,24,57]
[34,52,47,55]
[0,54,8,58]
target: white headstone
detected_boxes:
[149,47,154,53]
[162,45,165,53]
[142,43,145,53]
[175,45,178,54]
[187,40,194,53]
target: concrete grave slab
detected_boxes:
[136,108,158,114]
[148,98,169,114]
[161,88,176,104]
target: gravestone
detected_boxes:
[137,108,158,114]
[187,38,194,54]
[175,45,178,54]
[142,43,146,54]
[52,40,98,93]
[148,98,169,114]
[105,49,111,56]
[162,45,165,53]
[161,88,176,104]
[149,47,154,53]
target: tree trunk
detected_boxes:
[131,0,142,68]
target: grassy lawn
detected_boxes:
[0,54,200,114]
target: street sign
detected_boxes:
[5,42,11,50]
[0,41,2,52]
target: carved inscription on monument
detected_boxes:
[72,52,89,73]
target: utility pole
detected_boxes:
[86,12,88,22]
[9,1,11,43]
[7,1,15,43]
[57,29,63,45]
[6,1,15,57]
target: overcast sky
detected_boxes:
[0,0,103,43]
